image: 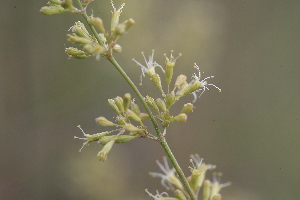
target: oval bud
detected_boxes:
[156,98,167,112]
[173,113,187,122]
[95,117,115,126]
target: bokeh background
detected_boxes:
[1,0,300,199]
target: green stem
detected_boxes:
[75,1,196,199]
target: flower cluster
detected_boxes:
[147,155,230,200]
[41,0,134,60]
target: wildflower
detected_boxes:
[164,50,182,85]
[132,50,165,85]
[97,139,116,161]
[110,0,125,32]
[190,64,221,103]
[149,157,184,191]
[210,172,231,198]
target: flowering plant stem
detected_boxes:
[74,1,196,199]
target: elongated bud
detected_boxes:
[123,123,144,132]
[203,180,211,200]
[156,98,167,112]
[212,194,222,200]
[61,0,73,9]
[164,50,181,85]
[174,74,187,88]
[173,113,187,122]
[181,103,194,114]
[88,17,106,33]
[150,74,164,96]
[174,189,187,200]
[116,115,126,125]
[98,136,115,145]
[83,43,104,54]
[108,99,121,114]
[130,101,140,117]
[176,81,189,97]
[165,91,176,109]
[123,93,131,112]
[67,34,93,45]
[189,168,202,192]
[40,5,66,15]
[113,44,122,53]
[123,18,135,31]
[115,24,126,36]
[145,96,159,112]
[114,96,124,113]
[126,109,141,122]
[140,113,149,121]
[95,117,115,126]
[69,21,94,41]
[183,80,202,96]
[97,139,115,161]
[115,135,138,143]
[65,47,90,59]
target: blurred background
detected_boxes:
[1,0,300,199]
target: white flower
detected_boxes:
[133,50,165,85]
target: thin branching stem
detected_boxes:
[75,1,196,199]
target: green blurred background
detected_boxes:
[1,0,300,199]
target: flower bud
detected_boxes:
[40,5,66,15]
[83,43,104,54]
[65,47,90,59]
[98,136,114,145]
[88,16,106,33]
[123,123,144,132]
[114,96,124,113]
[150,74,164,96]
[156,98,167,112]
[173,113,187,122]
[183,80,202,96]
[164,51,181,85]
[165,91,176,109]
[174,189,187,200]
[97,139,115,161]
[61,0,73,9]
[176,81,189,97]
[95,117,115,126]
[123,18,135,32]
[113,44,122,53]
[115,24,126,36]
[140,113,149,121]
[181,103,194,114]
[126,109,141,122]
[203,180,211,200]
[110,1,125,32]
[116,115,126,125]
[212,194,222,200]
[174,74,187,88]
[108,99,121,114]
[49,0,62,5]
[115,135,138,143]
[67,34,93,45]
[145,96,159,112]
[123,93,131,112]
[69,21,94,41]
[189,168,202,192]
[130,101,140,117]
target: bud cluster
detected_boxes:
[40,0,84,15]
[75,93,156,161]
[147,155,230,200]
[134,50,221,129]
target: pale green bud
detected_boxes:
[181,103,194,114]
[130,101,140,117]
[174,74,187,88]
[212,194,221,200]
[98,136,114,145]
[123,93,131,112]
[114,96,124,113]
[183,80,202,96]
[173,113,187,122]
[203,180,211,200]
[108,99,121,114]
[88,16,106,33]
[115,24,126,36]
[113,44,122,53]
[126,109,141,122]
[174,190,187,200]
[156,98,167,112]
[145,96,159,112]
[84,131,110,143]
[150,74,164,96]
[61,0,73,10]
[123,123,144,132]
[116,115,126,125]
[140,113,149,121]
[165,91,176,109]
[83,43,104,54]
[123,18,135,32]
[189,168,202,192]
[69,21,94,41]
[65,47,90,59]
[176,81,189,97]
[40,5,66,15]
[95,117,115,126]
[67,34,93,45]
[97,139,115,161]
[115,135,138,143]
[164,51,181,85]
